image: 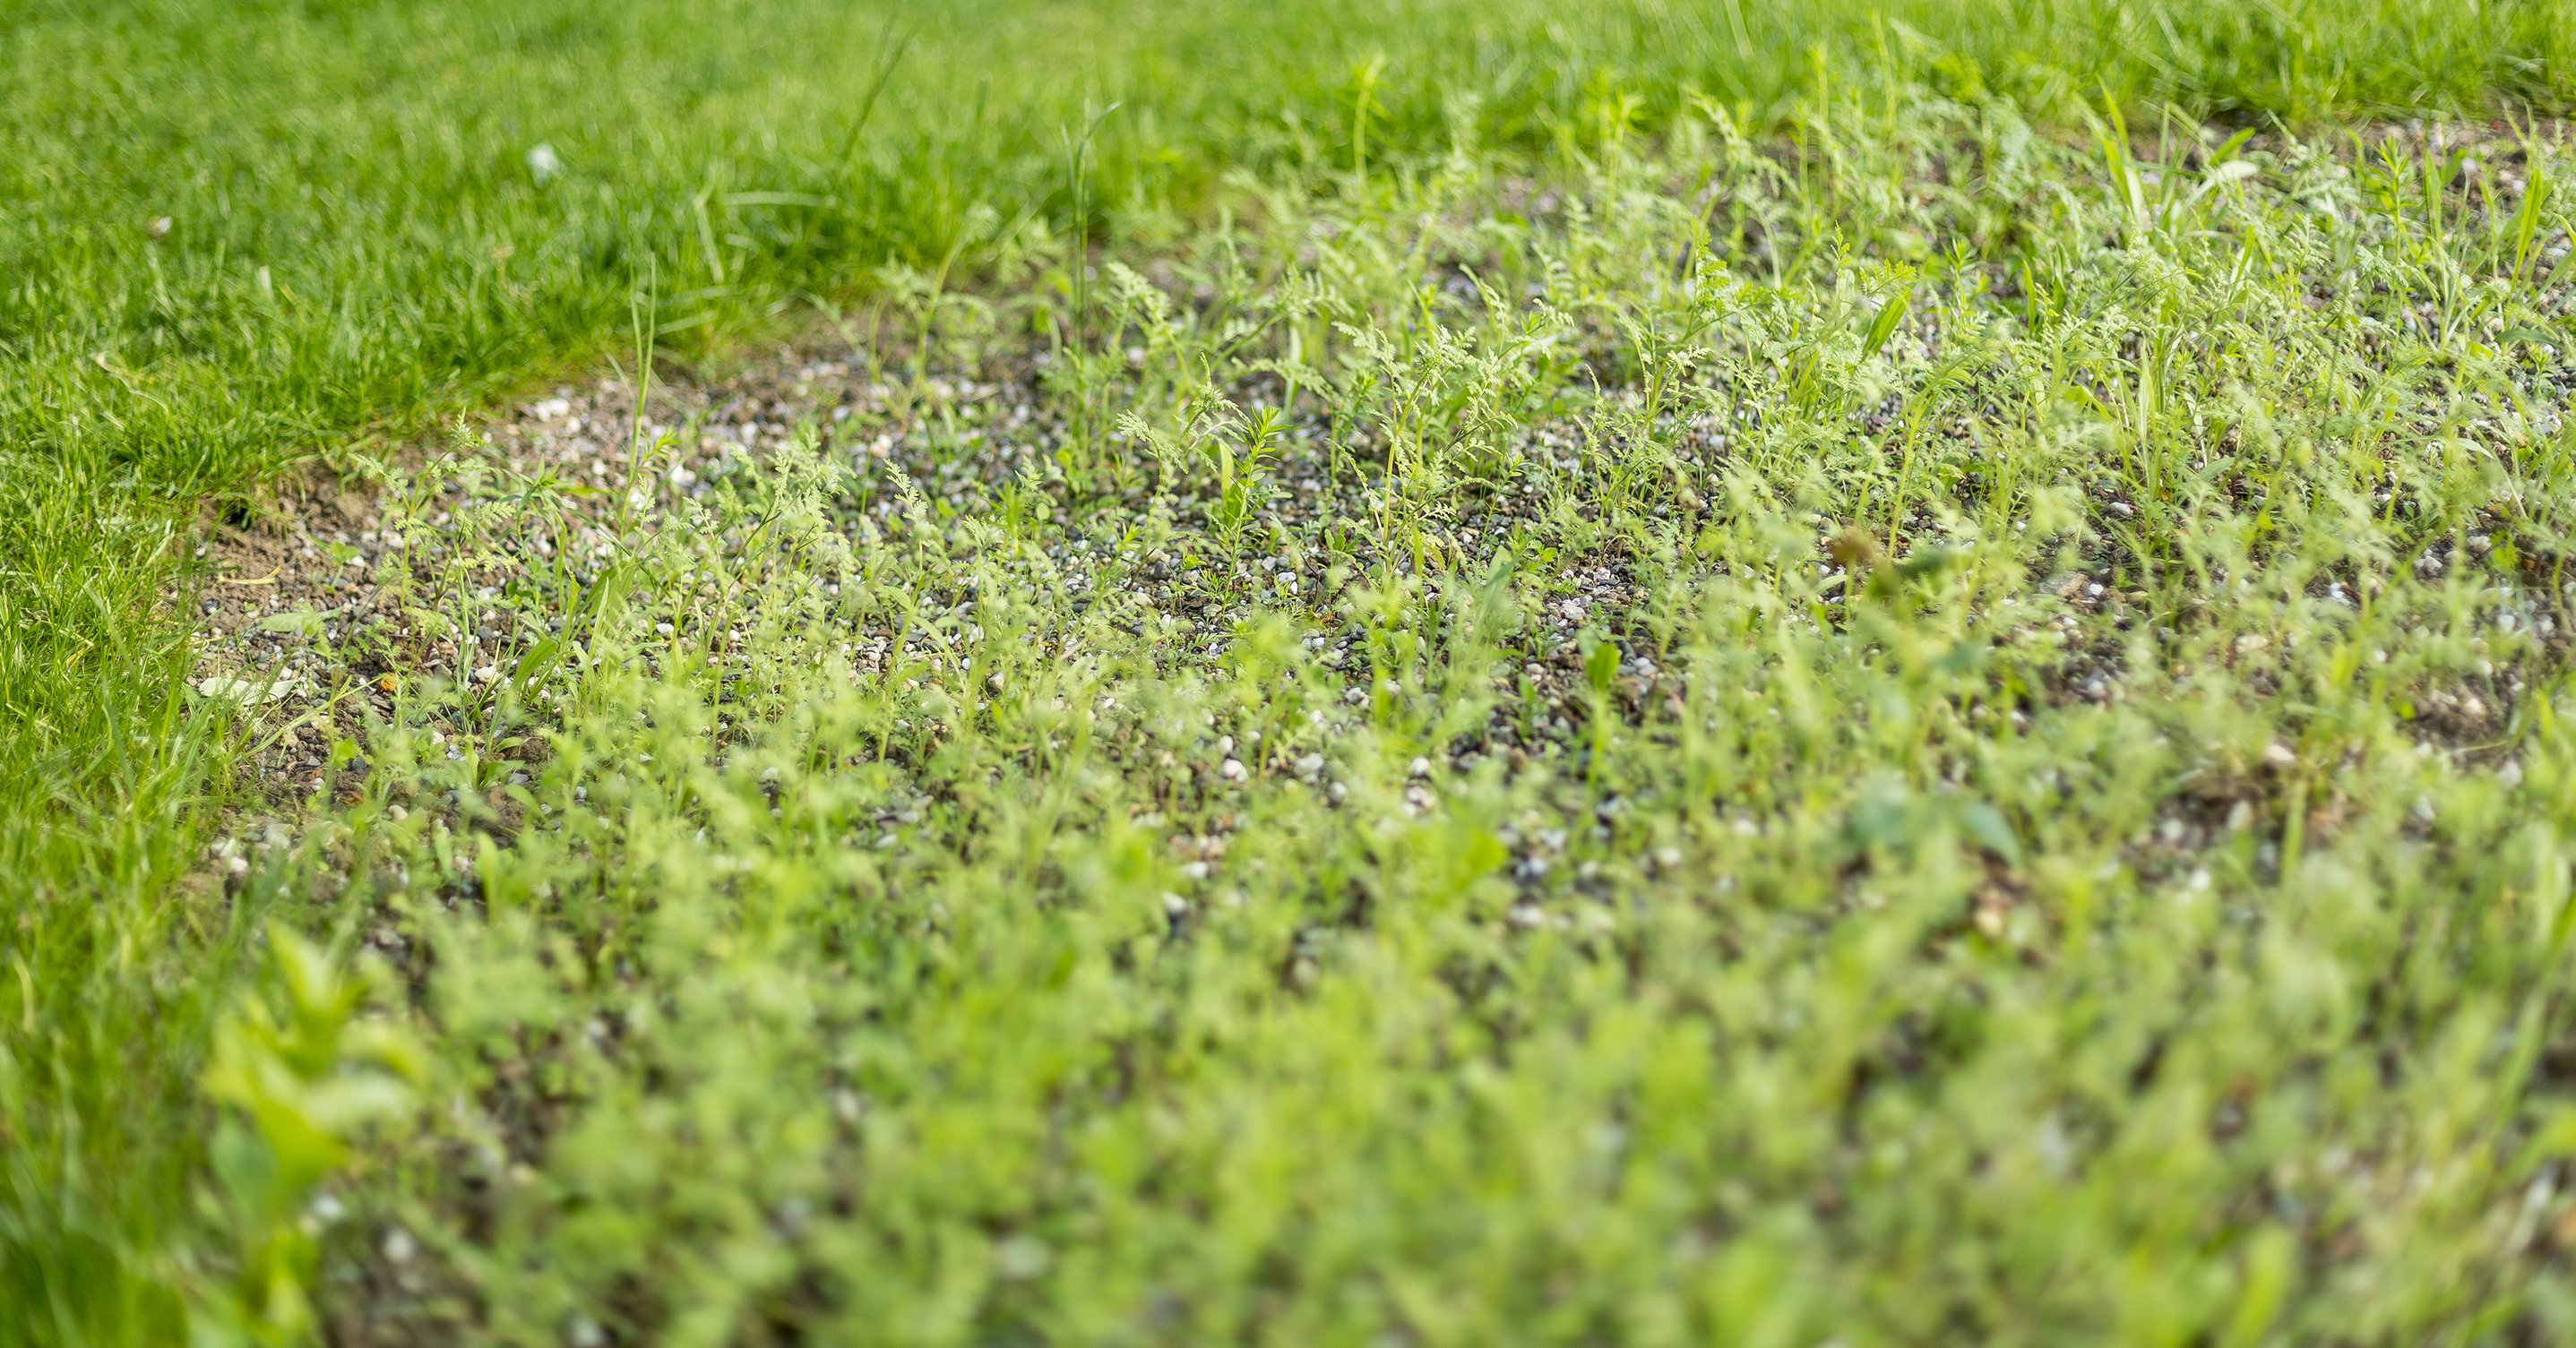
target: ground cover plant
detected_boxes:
[9,1,2576,1344]
[191,94,2576,1344]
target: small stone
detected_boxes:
[2262,742,2296,768]
[195,674,294,704]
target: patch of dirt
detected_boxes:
[185,324,1710,814]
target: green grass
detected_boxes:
[4,1,2576,1344]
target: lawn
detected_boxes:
[6,1,2576,1344]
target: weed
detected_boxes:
[169,82,2576,1344]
